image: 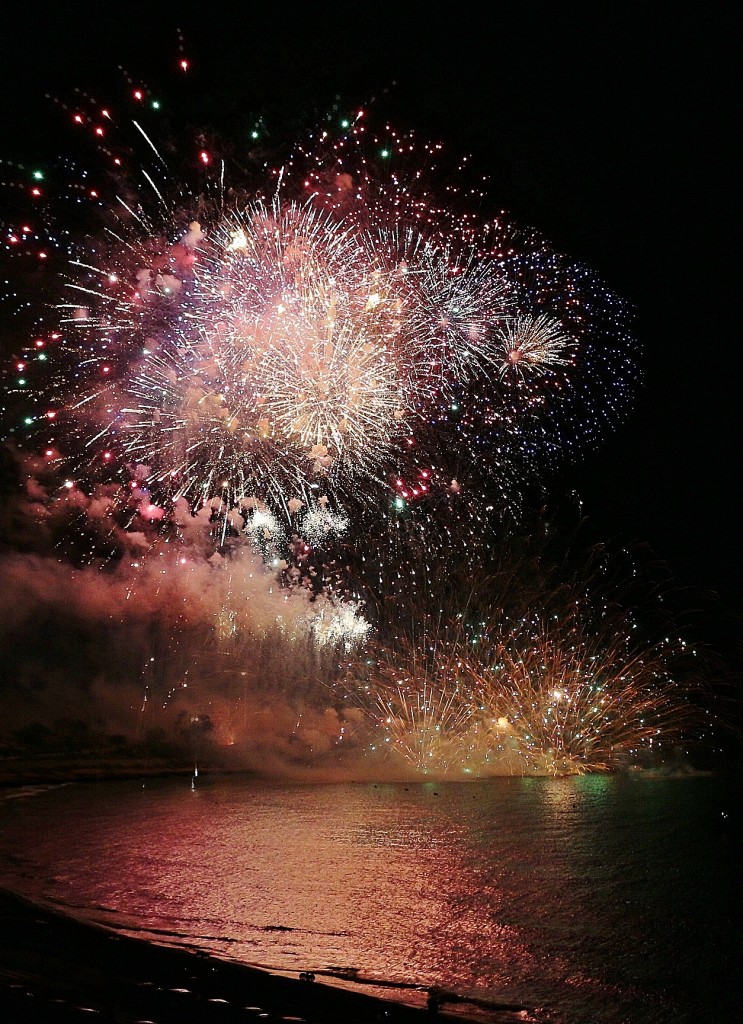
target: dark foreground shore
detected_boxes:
[0,888,528,1024]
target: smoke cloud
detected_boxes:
[0,445,375,777]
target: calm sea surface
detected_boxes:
[0,773,740,1023]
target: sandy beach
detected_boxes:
[0,887,527,1024]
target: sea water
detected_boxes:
[0,773,740,1023]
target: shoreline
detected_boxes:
[0,749,727,791]
[0,753,237,789]
[0,887,528,1023]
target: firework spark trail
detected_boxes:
[373,678,477,773]
[346,615,480,772]
[494,313,575,378]
[468,619,700,775]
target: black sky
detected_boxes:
[1,3,739,611]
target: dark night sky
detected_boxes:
[1,3,739,612]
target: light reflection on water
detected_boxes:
[0,774,740,1024]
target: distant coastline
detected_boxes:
[0,750,730,790]
[0,753,218,788]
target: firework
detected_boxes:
[107,199,418,510]
[494,313,575,378]
[468,617,699,775]
[307,595,372,652]
[2,78,636,566]
[58,188,529,520]
[343,549,708,777]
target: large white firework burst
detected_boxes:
[83,188,538,518]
